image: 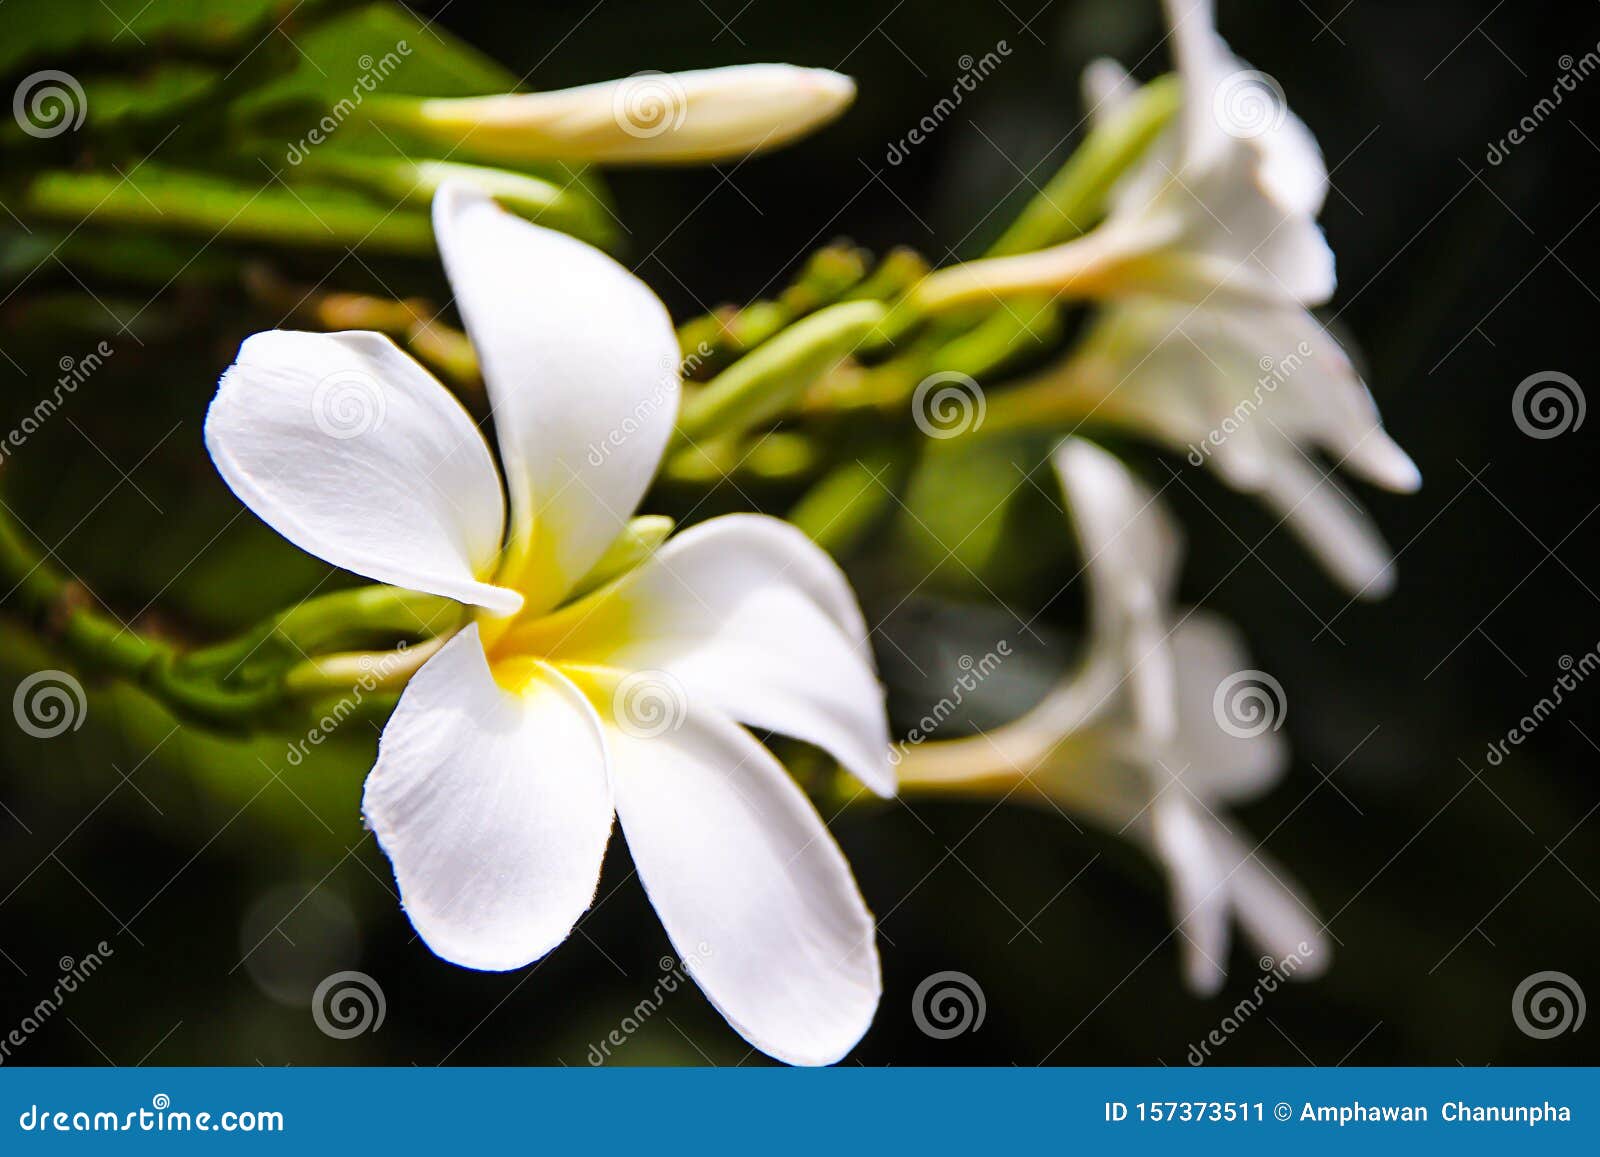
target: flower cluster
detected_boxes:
[174,0,1412,1064]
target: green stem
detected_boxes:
[286,154,619,250]
[675,243,875,374]
[673,301,887,448]
[986,74,1179,256]
[1,500,456,730]
[18,167,435,255]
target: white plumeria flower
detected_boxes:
[1063,0,1419,594]
[899,440,1329,995]
[205,183,892,1066]
[920,0,1419,595]
[1076,0,1335,306]
[371,64,856,164]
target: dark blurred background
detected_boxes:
[2,0,1597,1066]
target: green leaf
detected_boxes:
[891,433,1070,597]
[78,63,225,129]
[0,0,317,77]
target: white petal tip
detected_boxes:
[803,67,857,107]
[1353,564,1397,601]
[432,178,487,227]
[852,742,898,799]
[1082,58,1135,115]
[1366,439,1422,494]
[470,584,525,617]
[402,917,565,974]
[1185,959,1228,998]
[860,769,897,800]
[1292,946,1332,980]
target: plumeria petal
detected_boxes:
[434,183,680,613]
[1164,0,1328,219]
[1054,439,1182,740]
[1054,439,1183,611]
[605,706,880,1066]
[1258,454,1398,597]
[1150,791,1232,996]
[362,626,614,972]
[1052,297,1417,595]
[518,515,892,796]
[1204,819,1331,974]
[1160,0,1334,304]
[1170,613,1288,803]
[1081,57,1137,122]
[206,331,519,614]
[1236,308,1420,492]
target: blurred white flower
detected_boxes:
[205,182,890,1066]
[899,439,1330,995]
[918,0,1419,595]
[369,64,856,164]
